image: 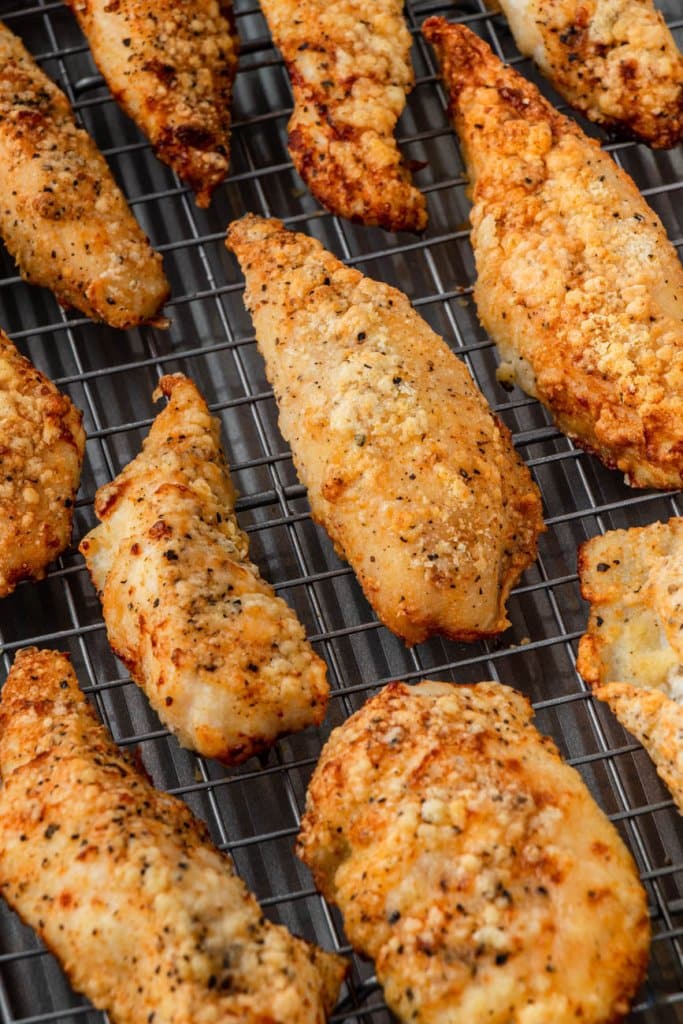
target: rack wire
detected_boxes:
[0,0,681,1021]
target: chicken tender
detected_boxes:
[227,214,543,646]
[66,0,238,207]
[489,0,683,148]
[0,20,169,328]
[0,647,346,1024]
[578,519,683,695]
[297,680,650,1024]
[423,19,683,490]
[258,0,427,231]
[578,519,683,811]
[596,683,683,813]
[0,331,85,598]
[79,373,329,764]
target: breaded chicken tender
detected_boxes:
[489,0,683,148]
[596,683,683,813]
[0,20,169,328]
[227,214,543,646]
[298,680,650,1024]
[79,374,329,764]
[258,0,427,231]
[578,519,683,811]
[423,19,683,490]
[66,0,238,207]
[0,332,85,598]
[0,647,346,1024]
[578,519,683,695]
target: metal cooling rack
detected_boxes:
[0,0,681,1021]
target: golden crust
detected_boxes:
[0,332,84,598]
[67,0,238,207]
[577,519,683,811]
[298,680,650,1024]
[423,19,683,490]
[259,0,426,231]
[495,0,683,149]
[227,214,543,646]
[0,20,169,328]
[0,647,346,1024]
[595,683,683,814]
[79,373,329,764]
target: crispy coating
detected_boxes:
[0,332,84,598]
[79,374,329,764]
[0,647,347,1024]
[227,214,543,646]
[259,0,427,231]
[0,20,169,328]
[67,0,238,207]
[577,519,683,811]
[298,680,650,1024]
[491,0,683,149]
[595,683,683,814]
[423,19,683,490]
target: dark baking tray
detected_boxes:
[0,2,681,1021]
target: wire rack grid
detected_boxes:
[0,0,681,1021]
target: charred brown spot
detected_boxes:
[321,475,347,502]
[619,60,638,83]
[142,59,177,87]
[498,87,531,114]
[148,519,173,540]
[173,125,217,151]
[15,109,46,129]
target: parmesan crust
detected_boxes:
[227,214,543,646]
[0,648,347,1024]
[79,374,329,764]
[0,331,85,598]
[423,19,683,490]
[0,20,169,328]
[493,0,683,149]
[298,680,650,1024]
[578,519,683,812]
[66,0,238,207]
[259,0,427,231]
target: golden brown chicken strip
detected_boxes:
[0,647,346,1024]
[258,0,427,231]
[79,373,329,764]
[595,683,683,813]
[298,680,650,1024]
[577,519,683,694]
[0,331,85,598]
[0,20,169,328]
[578,519,683,811]
[66,0,238,207]
[423,19,683,490]
[227,214,543,646]
[489,0,683,148]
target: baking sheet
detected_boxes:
[0,1,681,1021]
